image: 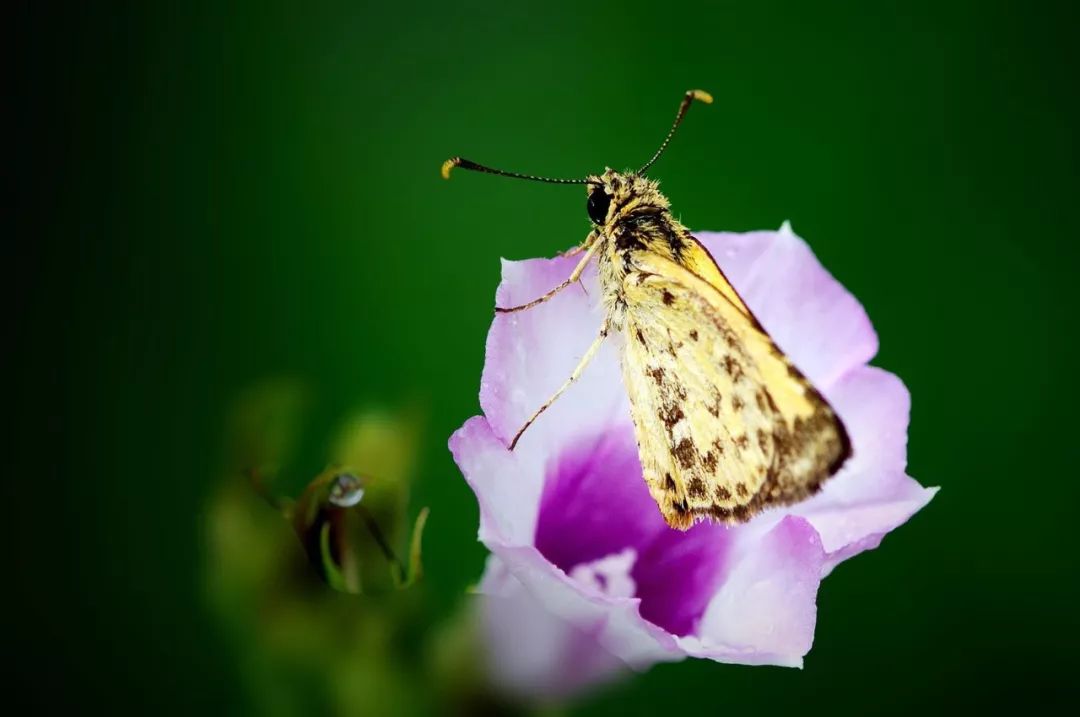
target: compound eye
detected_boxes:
[587,188,612,225]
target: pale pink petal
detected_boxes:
[790,366,937,565]
[683,516,825,667]
[449,416,544,546]
[480,255,626,451]
[490,544,681,670]
[477,555,631,699]
[826,365,912,478]
[797,477,936,573]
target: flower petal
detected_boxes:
[696,223,879,389]
[449,416,544,546]
[827,365,911,477]
[631,520,732,637]
[480,255,626,451]
[535,425,668,572]
[682,516,826,667]
[455,421,686,673]
[790,366,937,566]
[490,544,682,670]
[477,555,631,699]
[568,548,639,600]
[797,477,936,573]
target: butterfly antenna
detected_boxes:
[441,157,589,184]
[637,89,713,175]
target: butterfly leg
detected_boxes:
[509,318,610,450]
[558,230,599,258]
[496,235,601,314]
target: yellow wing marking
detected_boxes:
[678,237,752,319]
[620,249,849,530]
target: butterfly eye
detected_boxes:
[587,189,612,225]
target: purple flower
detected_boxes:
[450,223,936,697]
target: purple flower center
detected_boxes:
[535,425,733,636]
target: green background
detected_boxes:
[12,0,1078,713]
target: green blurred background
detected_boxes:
[11,0,1078,713]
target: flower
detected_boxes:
[450,222,936,698]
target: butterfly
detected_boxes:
[443,90,850,530]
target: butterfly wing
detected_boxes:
[620,244,850,530]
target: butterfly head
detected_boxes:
[586,169,670,228]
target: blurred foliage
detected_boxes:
[203,381,515,715]
[205,382,425,713]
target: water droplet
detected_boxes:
[328,473,365,507]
